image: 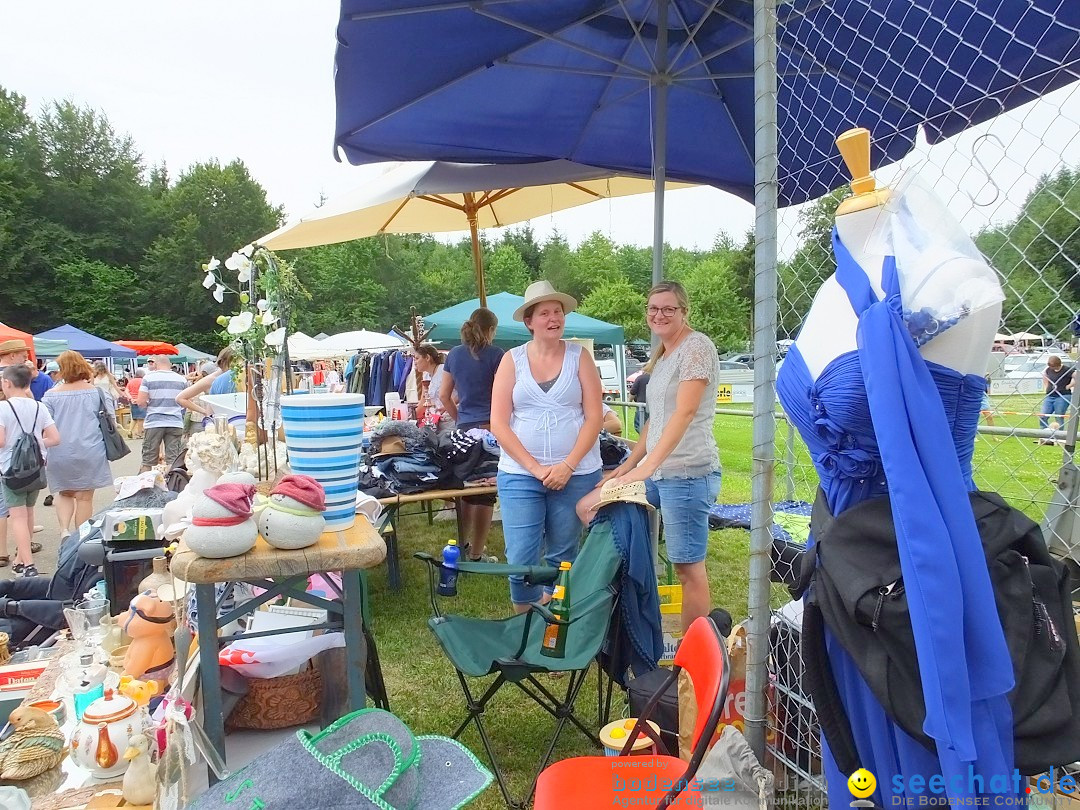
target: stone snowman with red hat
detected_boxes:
[185,483,259,558]
[257,474,327,550]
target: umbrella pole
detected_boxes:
[651,0,670,292]
[464,194,487,307]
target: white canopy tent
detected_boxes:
[316,330,406,358]
[264,328,328,361]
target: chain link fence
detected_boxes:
[758,1,1080,804]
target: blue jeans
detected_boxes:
[645,471,722,564]
[497,469,602,605]
[1041,394,1069,430]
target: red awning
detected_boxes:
[113,340,179,356]
[0,324,36,362]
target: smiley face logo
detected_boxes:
[848,769,877,799]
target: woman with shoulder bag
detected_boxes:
[42,352,115,540]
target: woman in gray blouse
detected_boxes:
[43,351,114,538]
[578,280,721,631]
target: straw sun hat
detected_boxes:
[512,280,577,322]
[596,480,655,512]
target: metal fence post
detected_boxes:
[746,0,779,763]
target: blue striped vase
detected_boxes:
[280,393,366,530]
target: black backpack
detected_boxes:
[2,400,46,494]
[798,489,1080,776]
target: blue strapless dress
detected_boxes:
[776,231,1018,806]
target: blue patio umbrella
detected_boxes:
[333,0,1079,282]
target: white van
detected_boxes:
[595,359,620,397]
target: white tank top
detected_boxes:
[498,342,602,476]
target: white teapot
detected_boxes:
[70,689,146,778]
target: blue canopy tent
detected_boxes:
[424,291,627,395]
[34,324,137,360]
[333,0,1080,283]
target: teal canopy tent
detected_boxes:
[424,291,626,396]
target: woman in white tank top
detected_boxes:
[490,281,604,611]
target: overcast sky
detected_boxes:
[2,2,1075,256]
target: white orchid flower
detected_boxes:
[226,251,254,283]
[236,264,252,284]
[259,309,278,326]
[239,244,254,259]
[256,298,269,312]
[213,284,225,304]
[206,256,221,273]
[227,312,254,334]
[202,272,216,289]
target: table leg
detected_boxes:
[195,583,225,785]
[454,498,465,546]
[342,571,368,712]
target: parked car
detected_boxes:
[596,358,621,397]
[718,360,750,371]
[1004,353,1072,380]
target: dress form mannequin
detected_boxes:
[793,128,1001,379]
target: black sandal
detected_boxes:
[0,556,8,568]
[30,542,41,554]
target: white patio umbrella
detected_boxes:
[264,328,327,360]
[250,160,694,305]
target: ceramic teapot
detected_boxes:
[70,689,145,778]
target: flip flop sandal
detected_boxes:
[30,542,42,554]
[0,556,8,568]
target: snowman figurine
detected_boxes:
[258,475,326,550]
[184,483,259,559]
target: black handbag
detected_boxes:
[96,388,131,461]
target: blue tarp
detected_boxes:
[34,324,137,359]
[333,1,1080,206]
[424,292,624,348]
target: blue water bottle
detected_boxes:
[438,539,461,596]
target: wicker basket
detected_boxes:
[0,632,10,666]
[226,665,322,730]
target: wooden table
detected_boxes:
[171,520,385,784]
[377,485,498,590]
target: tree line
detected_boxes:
[1,84,1074,355]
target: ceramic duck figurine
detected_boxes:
[258,474,326,550]
[122,733,157,806]
[0,706,66,780]
[122,592,175,684]
[184,483,258,559]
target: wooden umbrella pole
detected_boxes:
[463,192,486,306]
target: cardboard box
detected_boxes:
[0,660,49,693]
[104,509,163,542]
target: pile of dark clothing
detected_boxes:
[599,430,631,470]
[358,421,500,498]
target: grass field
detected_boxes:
[366,394,1066,808]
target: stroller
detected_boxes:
[0,531,103,649]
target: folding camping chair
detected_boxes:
[534,615,731,810]
[414,515,626,809]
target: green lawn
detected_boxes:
[366,396,1064,808]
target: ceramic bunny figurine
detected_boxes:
[184,483,258,559]
[122,592,175,685]
[258,474,326,550]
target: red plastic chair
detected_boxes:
[534,615,731,810]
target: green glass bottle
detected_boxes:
[540,561,572,658]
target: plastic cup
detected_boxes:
[280,393,366,530]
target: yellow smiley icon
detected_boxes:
[848,768,877,799]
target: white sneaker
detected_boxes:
[32,525,43,534]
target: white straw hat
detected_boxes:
[596,480,655,512]
[513,280,578,322]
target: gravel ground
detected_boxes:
[2,438,145,579]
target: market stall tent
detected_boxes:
[175,343,215,363]
[316,330,407,357]
[34,324,136,359]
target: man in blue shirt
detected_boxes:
[28,361,55,401]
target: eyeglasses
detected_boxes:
[646,305,683,317]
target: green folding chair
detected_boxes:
[414,516,625,809]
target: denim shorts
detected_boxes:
[1,483,38,510]
[497,468,602,605]
[645,470,722,564]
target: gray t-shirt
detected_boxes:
[645,331,721,479]
[0,396,54,472]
